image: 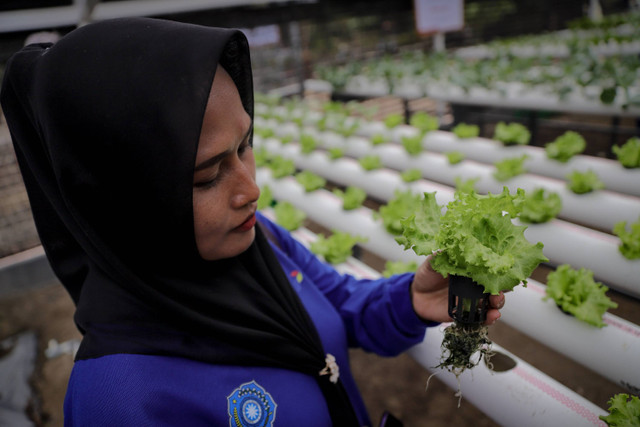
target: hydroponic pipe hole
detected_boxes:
[485,350,517,372]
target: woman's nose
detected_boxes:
[230,158,259,208]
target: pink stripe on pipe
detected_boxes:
[512,366,606,426]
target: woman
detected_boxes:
[1,18,504,426]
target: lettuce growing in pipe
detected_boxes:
[566,169,605,194]
[446,151,465,165]
[493,155,529,182]
[257,185,274,210]
[545,131,586,163]
[295,170,326,193]
[612,136,640,168]
[410,111,438,135]
[384,113,404,129]
[310,230,368,265]
[333,186,367,211]
[613,217,640,260]
[358,154,383,171]
[327,147,344,160]
[493,122,531,146]
[376,190,423,235]
[599,393,640,426]
[400,168,422,183]
[274,201,306,231]
[382,260,418,277]
[402,134,424,156]
[544,264,618,328]
[452,123,480,139]
[519,188,563,224]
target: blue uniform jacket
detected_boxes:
[64,212,432,426]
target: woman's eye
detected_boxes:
[194,174,219,189]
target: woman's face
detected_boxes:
[193,66,259,260]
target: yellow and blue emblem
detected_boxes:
[227,380,277,426]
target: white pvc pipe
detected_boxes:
[314,135,640,232]
[260,212,610,427]
[257,139,640,296]
[256,169,640,391]
[421,130,640,198]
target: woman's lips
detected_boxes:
[235,213,256,232]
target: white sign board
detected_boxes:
[414,0,464,35]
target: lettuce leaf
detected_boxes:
[328,147,344,160]
[377,190,423,235]
[257,185,274,210]
[310,230,367,264]
[295,170,326,192]
[401,168,422,183]
[446,151,465,165]
[401,134,424,156]
[545,264,618,327]
[612,137,640,168]
[300,133,318,154]
[545,131,586,163]
[383,260,418,277]
[613,217,640,260]
[254,147,271,168]
[410,111,439,134]
[268,155,296,178]
[454,177,479,195]
[566,169,605,194]
[452,123,480,139]
[333,186,367,210]
[519,188,563,223]
[600,393,640,426]
[359,154,383,171]
[493,155,529,181]
[274,201,306,231]
[493,122,531,146]
[384,113,404,129]
[371,133,388,146]
[397,188,547,294]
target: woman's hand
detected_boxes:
[410,256,505,325]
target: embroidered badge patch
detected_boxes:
[289,269,303,283]
[227,381,277,427]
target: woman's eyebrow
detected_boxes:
[194,122,253,172]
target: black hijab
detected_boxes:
[1,17,358,425]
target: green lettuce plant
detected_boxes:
[295,170,326,192]
[310,230,367,265]
[493,122,531,146]
[446,151,465,165]
[382,260,418,277]
[493,155,529,181]
[333,186,367,210]
[377,190,423,235]
[400,168,422,183]
[300,134,318,154]
[599,393,640,426]
[257,185,274,210]
[398,188,547,381]
[328,147,345,160]
[452,123,480,139]
[454,177,479,195]
[519,188,563,223]
[401,134,424,156]
[371,133,388,146]
[397,188,547,295]
[545,131,586,163]
[274,201,306,231]
[613,217,640,260]
[566,169,605,194]
[612,137,640,168]
[359,155,382,171]
[268,156,296,178]
[410,111,438,134]
[544,264,618,327]
[384,113,404,129]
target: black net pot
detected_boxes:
[448,275,490,324]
